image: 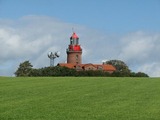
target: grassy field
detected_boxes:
[1,77,160,120]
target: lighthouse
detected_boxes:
[58,32,116,73]
[66,32,82,64]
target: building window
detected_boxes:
[76,38,79,44]
[76,55,78,60]
[98,66,102,70]
[70,40,73,44]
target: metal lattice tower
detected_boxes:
[48,52,60,67]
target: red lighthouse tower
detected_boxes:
[67,32,82,64]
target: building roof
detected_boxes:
[58,63,75,69]
[58,63,116,72]
[102,64,116,71]
[70,32,79,39]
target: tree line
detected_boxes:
[15,60,149,77]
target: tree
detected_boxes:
[135,72,149,77]
[105,60,149,77]
[29,66,77,77]
[105,60,131,77]
[15,61,33,77]
[15,60,149,77]
[105,60,130,72]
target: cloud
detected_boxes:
[0,15,160,77]
[119,32,158,62]
[137,63,160,77]
[0,15,108,76]
[118,31,160,76]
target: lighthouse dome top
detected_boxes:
[70,32,79,39]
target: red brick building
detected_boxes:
[58,32,116,73]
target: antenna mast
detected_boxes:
[48,51,60,67]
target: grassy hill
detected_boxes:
[1,77,160,120]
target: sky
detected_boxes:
[0,0,160,77]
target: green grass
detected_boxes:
[1,77,160,120]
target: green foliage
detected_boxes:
[130,72,149,77]
[76,70,111,77]
[14,60,33,77]
[15,60,149,77]
[105,60,149,77]
[1,77,160,120]
[30,66,77,77]
[105,59,131,73]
